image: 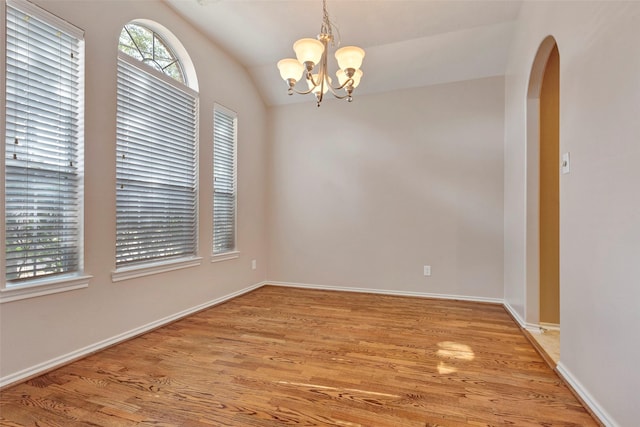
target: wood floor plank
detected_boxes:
[0,286,599,426]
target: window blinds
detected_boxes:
[116,55,198,267]
[4,0,83,282]
[213,107,237,254]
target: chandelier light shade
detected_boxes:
[335,46,365,71]
[293,38,325,66]
[277,58,305,82]
[276,0,365,106]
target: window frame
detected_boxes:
[112,25,201,282]
[211,103,238,262]
[1,0,91,303]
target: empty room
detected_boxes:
[0,0,638,426]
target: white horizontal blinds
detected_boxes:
[4,1,83,282]
[116,55,197,267]
[213,107,237,254]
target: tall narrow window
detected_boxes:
[115,22,198,271]
[4,0,85,286]
[213,105,237,255]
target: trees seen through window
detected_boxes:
[118,23,184,83]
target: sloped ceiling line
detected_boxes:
[166,0,522,106]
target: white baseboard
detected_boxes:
[0,281,267,389]
[266,281,504,304]
[524,323,560,334]
[556,362,618,427]
[539,322,560,331]
[502,300,527,328]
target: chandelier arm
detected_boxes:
[290,86,318,96]
[327,78,355,92]
[329,91,351,100]
[326,84,352,99]
[307,72,321,88]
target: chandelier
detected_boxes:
[276,0,365,107]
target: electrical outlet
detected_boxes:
[423,265,431,276]
[251,259,257,270]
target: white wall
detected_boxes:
[267,77,505,300]
[0,0,268,383]
[503,2,640,425]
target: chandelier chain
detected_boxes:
[320,0,339,47]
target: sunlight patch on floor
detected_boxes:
[436,341,475,374]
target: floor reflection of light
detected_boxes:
[276,381,400,398]
[436,341,475,374]
[437,361,457,374]
[436,341,475,361]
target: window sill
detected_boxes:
[210,251,240,263]
[111,256,202,283]
[1,274,92,303]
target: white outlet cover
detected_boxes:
[423,265,431,276]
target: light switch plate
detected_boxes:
[561,152,570,174]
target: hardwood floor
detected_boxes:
[526,327,561,369]
[0,286,598,426]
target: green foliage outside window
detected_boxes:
[119,24,184,83]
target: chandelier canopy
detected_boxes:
[277,0,365,107]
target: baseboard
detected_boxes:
[500,302,541,332]
[502,302,610,426]
[267,281,504,304]
[501,300,527,328]
[0,281,267,389]
[539,322,560,331]
[556,363,617,427]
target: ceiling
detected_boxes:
[165,0,523,106]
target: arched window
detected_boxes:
[118,23,184,83]
[114,21,200,278]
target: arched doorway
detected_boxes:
[539,45,560,326]
[526,36,560,362]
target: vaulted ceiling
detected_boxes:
[165,0,522,106]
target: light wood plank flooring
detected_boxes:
[529,328,561,366]
[0,286,598,426]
